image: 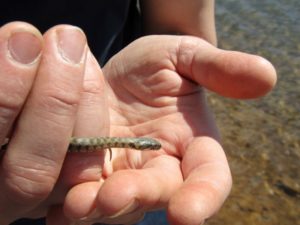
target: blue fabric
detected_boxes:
[10,210,169,225]
[137,210,169,225]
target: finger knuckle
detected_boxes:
[0,69,32,109]
[0,89,27,126]
[38,87,81,117]
[0,106,17,129]
[2,158,57,204]
[83,78,104,95]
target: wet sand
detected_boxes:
[206,1,300,224]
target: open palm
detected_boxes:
[0,23,276,225]
[58,35,276,225]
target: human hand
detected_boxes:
[0,22,109,224]
[59,36,276,225]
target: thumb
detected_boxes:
[176,37,277,99]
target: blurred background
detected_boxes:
[206,0,300,224]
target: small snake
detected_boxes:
[68,137,161,152]
[1,137,161,153]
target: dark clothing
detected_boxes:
[0,0,141,66]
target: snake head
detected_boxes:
[132,137,161,150]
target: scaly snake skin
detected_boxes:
[1,137,161,152]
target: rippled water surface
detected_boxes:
[206,1,300,224]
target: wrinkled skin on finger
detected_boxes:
[57,36,276,225]
[0,30,276,224]
[0,21,102,224]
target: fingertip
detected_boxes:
[167,160,232,225]
[64,182,102,219]
[176,36,277,99]
[95,163,177,217]
[251,56,277,97]
[167,186,220,225]
[42,24,87,66]
[218,51,277,99]
[1,21,42,38]
[168,189,206,225]
[96,170,141,215]
[0,22,43,67]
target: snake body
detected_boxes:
[68,137,161,152]
[1,137,161,152]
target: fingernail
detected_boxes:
[108,199,140,218]
[57,27,86,64]
[8,31,42,64]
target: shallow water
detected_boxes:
[206,1,300,224]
